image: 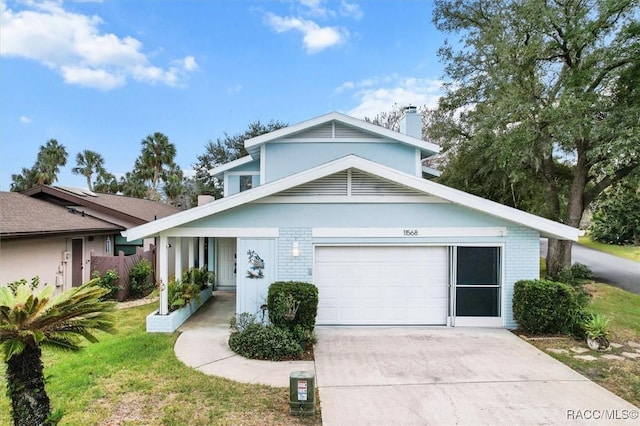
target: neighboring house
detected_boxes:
[124,109,581,328]
[0,186,181,291]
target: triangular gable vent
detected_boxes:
[279,169,423,197]
[282,121,387,141]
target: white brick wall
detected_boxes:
[503,225,540,328]
[277,228,313,282]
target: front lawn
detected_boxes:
[579,235,640,262]
[525,283,640,407]
[0,303,321,425]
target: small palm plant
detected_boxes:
[584,313,611,351]
[0,280,116,426]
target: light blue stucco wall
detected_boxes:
[264,142,417,182]
[195,202,539,327]
[186,202,510,229]
[231,159,260,172]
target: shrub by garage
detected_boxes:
[267,281,319,333]
[513,279,588,336]
[228,315,303,361]
[228,282,319,361]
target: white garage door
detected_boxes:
[315,246,449,325]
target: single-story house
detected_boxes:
[0,187,180,291]
[123,109,581,328]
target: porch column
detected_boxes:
[158,235,169,315]
[207,237,215,272]
[188,237,195,269]
[199,237,205,269]
[175,237,182,281]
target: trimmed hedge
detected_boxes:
[228,323,303,361]
[513,279,587,335]
[267,281,318,332]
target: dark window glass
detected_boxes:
[457,247,499,285]
[240,175,253,192]
[456,287,500,316]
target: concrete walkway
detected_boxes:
[174,291,314,387]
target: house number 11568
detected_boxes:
[403,229,418,236]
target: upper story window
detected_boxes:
[225,172,260,196]
[240,175,254,192]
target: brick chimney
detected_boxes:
[399,105,422,139]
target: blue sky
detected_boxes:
[0,0,447,191]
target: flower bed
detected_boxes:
[146,286,213,332]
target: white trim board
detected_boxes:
[161,227,279,238]
[312,227,507,238]
[256,195,448,204]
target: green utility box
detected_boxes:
[289,370,315,416]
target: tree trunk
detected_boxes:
[546,143,589,278]
[546,238,573,279]
[6,345,51,426]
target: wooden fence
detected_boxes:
[91,245,155,301]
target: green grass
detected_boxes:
[579,235,640,262]
[0,303,321,425]
[525,282,640,407]
[586,283,640,336]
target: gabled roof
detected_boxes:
[0,192,119,239]
[209,155,254,178]
[22,185,181,226]
[243,111,441,158]
[123,155,582,241]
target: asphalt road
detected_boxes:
[540,238,640,294]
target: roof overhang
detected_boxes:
[208,155,254,178]
[123,155,582,242]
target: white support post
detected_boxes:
[158,235,169,315]
[208,237,215,272]
[199,237,205,269]
[175,237,182,281]
[188,237,195,269]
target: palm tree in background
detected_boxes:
[119,171,147,198]
[135,132,177,200]
[0,280,115,426]
[93,171,120,194]
[163,164,185,207]
[34,139,68,185]
[71,150,106,191]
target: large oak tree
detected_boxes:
[432,0,640,277]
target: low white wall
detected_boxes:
[146,286,213,332]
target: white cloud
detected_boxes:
[299,0,333,18]
[61,65,126,90]
[227,83,243,94]
[340,1,363,20]
[0,1,197,90]
[338,75,444,119]
[266,13,346,53]
[181,56,198,72]
[19,116,32,124]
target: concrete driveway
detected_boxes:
[314,327,638,425]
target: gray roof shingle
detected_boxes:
[0,192,120,237]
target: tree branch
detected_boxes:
[585,163,640,205]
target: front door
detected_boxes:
[216,238,237,289]
[71,238,84,287]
